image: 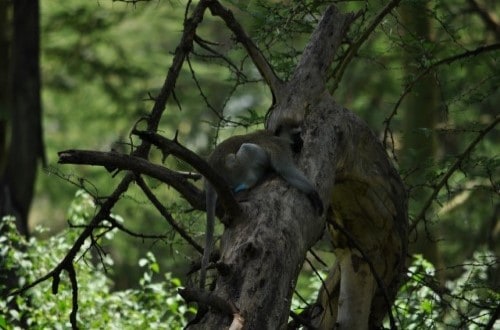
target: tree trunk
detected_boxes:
[0,0,44,236]
[399,1,444,278]
[192,5,408,329]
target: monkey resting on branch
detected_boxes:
[184,2,408,330]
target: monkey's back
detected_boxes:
[208,130,288,164]
[207,130,292,184]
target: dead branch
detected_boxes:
[265,5,356,131]
[296,5,357,90]
[58,149,204,211]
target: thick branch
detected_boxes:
[207,1,283,98]
[266,5,355,131]
[58,149,204,211]
[295,5,356,87]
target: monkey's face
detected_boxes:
[275,122,303,154]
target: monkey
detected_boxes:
[199,130,323,289]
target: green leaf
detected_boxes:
[420,299,432,314]
[150,262,160,274]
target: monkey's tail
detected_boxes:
[200,183,217,289]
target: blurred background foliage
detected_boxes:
[1,0,498,328]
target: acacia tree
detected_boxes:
[11,0,500,329]
[14,1,408,329]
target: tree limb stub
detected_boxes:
[296,5,356,86]
[267,5,356,130]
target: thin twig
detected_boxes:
[136,175,204,253]
[383,43,500,148]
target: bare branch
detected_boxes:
[296,4,357,91]
[67,264,78,330]
[266,5,356,131]
[58,149,204,210]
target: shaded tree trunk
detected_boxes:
[0,0,44,236]
[399,1,444,277]
[0,1,43,321]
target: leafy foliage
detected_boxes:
[394,253,499,329]
[0,192,192,329]
[290,254,499,329]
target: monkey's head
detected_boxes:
[274,121,303,154]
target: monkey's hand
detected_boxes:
[307,191,324,215]
[234,183,249,193]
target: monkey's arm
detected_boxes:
[271,158,323,215]
[200,182,217,289]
